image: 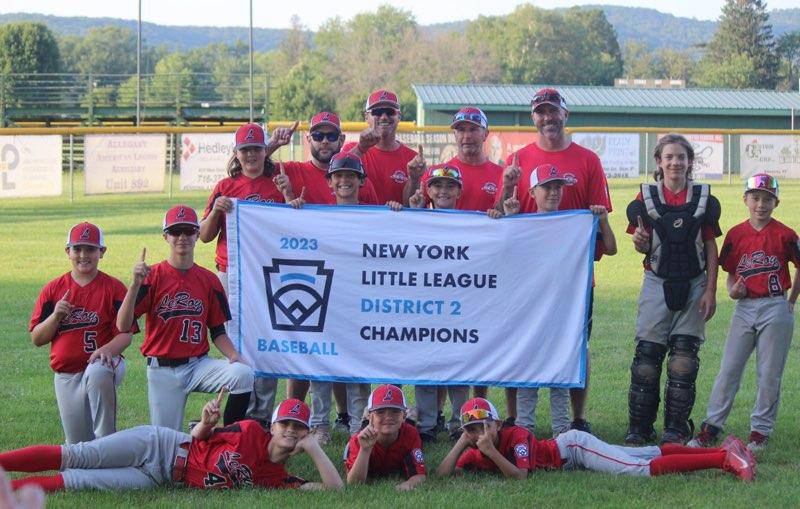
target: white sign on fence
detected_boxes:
[84,134,166,195]
[740,134,800,179]
[227,202,596,388]
[179,133,234,190]
[0,135,62,198]
[571,133,640,178]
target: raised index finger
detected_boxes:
[512,152,519,169]
[140,247,147,262]
[289,120,299,135]
[215,386,228,404]
[280,162,286,175]
[512,186,518,199]
[636,215,645,230]
[417,144,424,159]
[61,289,70,300]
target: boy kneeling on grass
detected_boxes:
[344,384,426,491]
[0,390,342,492]
[436,397,756,482]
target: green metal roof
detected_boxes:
[412,84,800,115]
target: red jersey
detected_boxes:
[133,262,230,359]
[29,271,132,373]
[203,173,297,271]
[282,160,379,205]
[455,425,562,472]
[344,422,426,478]
[422,158,503,211]
[625,184,722,271]
[503,142,612,213]
[343,141,417,203]
[185,419,305,489]
[719,219,800,298]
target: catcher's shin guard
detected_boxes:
[663,335,701,442]
[627,340,667,441]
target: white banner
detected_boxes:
[0,135,62,198]
[685,134,724,180]
[179,133,233,190]
[571,133,639,178]
[739,134,800,179]
[227,203,596,388]
[84,134,166,194]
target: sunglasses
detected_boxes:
[745,175,779,194]
[310,131,340,142]
[460,408,493,426]
[370,107,398,117]
[166,226,198,237]
[532,93,566,109]
[428,166,462,180]
[453,112,486,126]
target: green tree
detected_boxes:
[698,0,778,88]
[776,30,800,90]
[0,22,60,74]
[271,56,336,120]
[59,26,137,75]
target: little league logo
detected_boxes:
[413,448,424,463]
[263,259,334,332]
[514,443,529,458]
[390,170,408,184]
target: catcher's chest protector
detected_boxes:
[641,183,711,311]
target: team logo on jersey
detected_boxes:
[514,443,529,458]
[413,448,424,463]
[481,182,498,195]
[58,307,100,332]
[263,259,333,332]
[214,451,253,488]
[155,292,204,321]
[243,193,275,203]
[391,170,408,184]
[737,251,780,278]
[564,173,578,185]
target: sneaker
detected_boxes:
[334,412,350,432]
[419,430,437,443]
[187,420,200,432]
[747,431,768,452]
[687,422,722,448]
[722,435,755,482]
[405,406,419,426]
[433,412,446,433]
[570,419,593,434]
[625,425,656,445]
[503,416,516,427]
[310,426,331,445]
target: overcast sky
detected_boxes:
[1,0,798,29]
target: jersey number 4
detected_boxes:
[179,319,203,344]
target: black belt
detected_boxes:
[146,355,205,368]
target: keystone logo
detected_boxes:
[182,136,197,161]
[263,259,333,332]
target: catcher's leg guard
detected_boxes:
[662,335,701,443]
[626,341,667,443]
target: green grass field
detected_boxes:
[1,176,799,508]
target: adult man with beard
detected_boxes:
[344,89,423,205]
[497,88,613,435]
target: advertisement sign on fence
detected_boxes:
[0,135,62,198]
[179,133,234,190]
[571,133,640,178]
[658,133,724,180]
[84,134,167,195]
[740,134,800,179]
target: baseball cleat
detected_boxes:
[625,425,657,445]
[334,412,350,432]
[746,431,768,452]
[722,435,755,482]
[687,422,722,448]
[310,426,331,446]
[570,419,593,435]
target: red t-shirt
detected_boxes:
[502,142,612,213]
[422,158,503,211]
[281,160,379,205]
[185,419,305,489]
[344,422,426,478]
[719,219,800,298]
[625,184,722,271]
[133,262,230,359]
[29,271,132,373]
[343,142,418,203]
[455,425,562,472]
[203,173,296,272]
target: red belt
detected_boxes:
[172,442,190,483]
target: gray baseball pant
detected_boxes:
[61,425,190,490]
[310,381,332,428]
[346,383,370,434]
[415,385,469,433]
[703,296,794,435]
[516,387,571,436]
[54,356,125,444]
[556,429,661,476]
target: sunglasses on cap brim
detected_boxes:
[460,408,494,427]
[745,175,779,195]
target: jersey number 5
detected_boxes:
[83,331,98,353]
[179,319,203,344]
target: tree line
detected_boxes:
[1,1,799,122]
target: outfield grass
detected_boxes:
[1,176,799,508]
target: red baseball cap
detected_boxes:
[234,122,268,150]
[365,89,400,110]
[66,222,105,249]
[163,205,200,231]
[310,111,341,132]
[529,164,568,187]
[459,397,500,428]
[450,107,488,130]
[271,398,311,428]
[424,165,463,187]
[367,384,407,411]
[531,87,568,112]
